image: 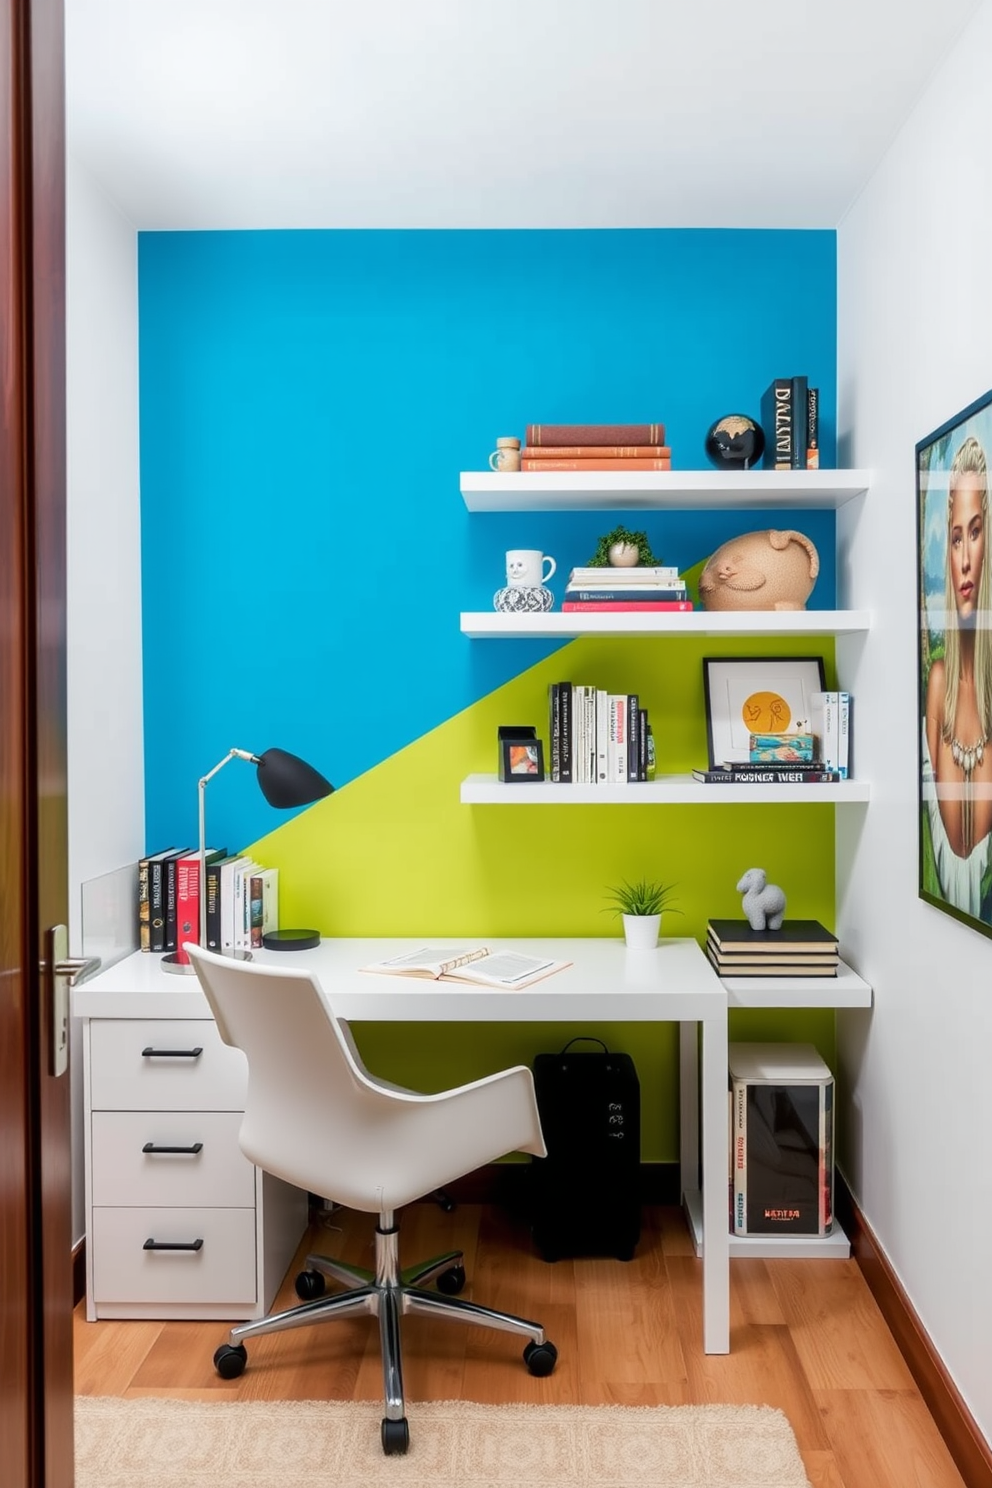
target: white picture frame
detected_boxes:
[703,656,827,768]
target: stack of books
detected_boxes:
[520,422,672,472]
[705,919,839,978]
[563,564,691,613]
[137,846,278,955]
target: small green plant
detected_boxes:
[603,877,682,918]
[586,524,660,567]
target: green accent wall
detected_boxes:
[250,632,839,1161]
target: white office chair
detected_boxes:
[185,944,557,1455]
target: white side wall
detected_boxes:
[66,155,142,1241]
[837,0,992,1444]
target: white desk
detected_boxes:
[74,935,730,1353]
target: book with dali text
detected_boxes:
[360,946,571,989]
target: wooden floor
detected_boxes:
[74,1201,967,1488]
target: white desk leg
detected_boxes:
[700,1007,729,1353]
[679,1021,699,1198]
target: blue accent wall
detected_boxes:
[138,229,836,851]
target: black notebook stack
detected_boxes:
[706,919,839,978]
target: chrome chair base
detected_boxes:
[217,1209,554,1454]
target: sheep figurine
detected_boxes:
[736,867,786,931]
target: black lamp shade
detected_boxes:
[255,748,334,809]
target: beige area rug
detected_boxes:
[75,1396,812,1488]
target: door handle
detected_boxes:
[43,925,101,1078]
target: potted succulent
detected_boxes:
[603,877,682,949]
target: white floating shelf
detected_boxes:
[721,957,872,1009]
[461,610,871,640]
[460,469,871,513]
[460,773,870,805]
[682,1189,851,1259]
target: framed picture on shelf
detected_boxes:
[702,656,826,769]
[916,387,992,940]
[499,738,545,782]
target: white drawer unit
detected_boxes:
[77,974,309,1322]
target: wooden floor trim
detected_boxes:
[836,1172,992,1488]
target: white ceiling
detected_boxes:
[66,0,984,231]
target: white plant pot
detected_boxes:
[622,913,661,949]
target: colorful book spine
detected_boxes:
[249,868,279,948]
[521,457,672,471]
[561,600,693,612]
[521,444,671,460]
[607,695,627,783]
[806,386,819,469]
[137,855,152,951]
[692,767,841,784]
[526,422,665,446]
[174,855,201,961]
[761,378,793,470]
[596,688,609,785]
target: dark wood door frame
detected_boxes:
[1,1,73,1484]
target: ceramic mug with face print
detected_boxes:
[505,549,556,588]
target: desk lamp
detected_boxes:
[162,746,334,975]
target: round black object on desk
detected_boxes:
[262,929,321,951]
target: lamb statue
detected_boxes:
[736,867,786,931]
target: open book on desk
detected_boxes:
[360,946,571,990]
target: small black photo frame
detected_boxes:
[497,726,545,782]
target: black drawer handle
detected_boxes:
[141,1046,204,1059]
[142,1238,204,1252]
[141,1142,204,1155]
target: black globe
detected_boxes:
[704,414,765,470]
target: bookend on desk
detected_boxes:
[497,725,545,783]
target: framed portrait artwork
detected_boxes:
[917,387,992,938]
[703,656,826,769]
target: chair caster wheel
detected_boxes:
[523,1339,558,1377]
[381,1416,410,1454]
[213,1343,247,1379]
[436,1264,466,1295]
[295,1269,326,1301]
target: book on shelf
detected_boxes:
[790,376,808,471]
[360,945,571,989]
[521,456,672,471]
[559,681,573,784]
[608,694,628,783]
[761,377,794,470]
[525,422,665,447]
[163,848,197,953]
[219,854,253,954]
[175,848,226,955]
[709,939,838,967]
[806,386,819,469]
[708,948,838,979]
[205,854,235,952]
[564,587,687,603]
[708,919,838,953]
[137,846,180,952]
[596,688,610,785]
[627,693,640,782]
[691,766,840,784]
[730,1042,834,1235]
[810,691,851,778]
[563,600,693,613]
[249,867,279,948]
[521,444,670,460]
[569,566,680,584]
